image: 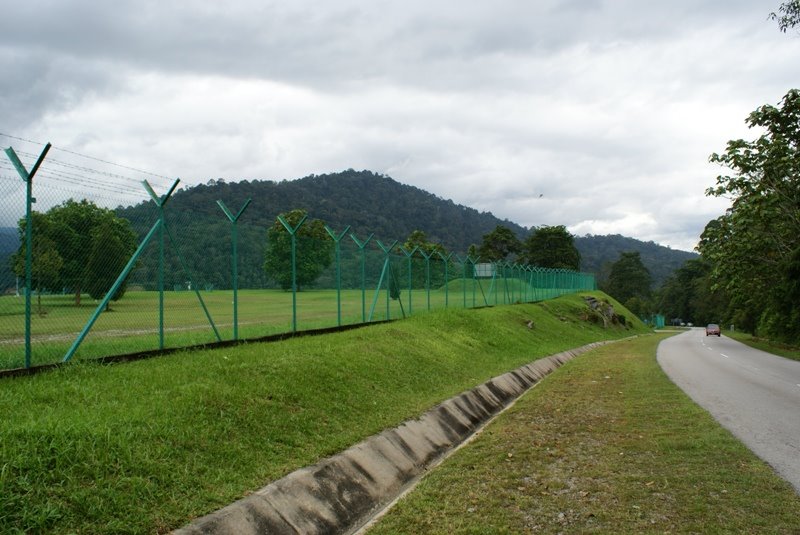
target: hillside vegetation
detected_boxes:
[103,170,692,291]
[575,234,697,288]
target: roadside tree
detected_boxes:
[771,1,800,32]
[702,89,800,340]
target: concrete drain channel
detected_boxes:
[174,340,612,535]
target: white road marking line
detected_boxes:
[720,354,730,358]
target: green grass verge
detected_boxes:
[725,330,800,362]
[367,333,800,534]
[0,291,643,534]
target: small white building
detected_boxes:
[474,263,495,278]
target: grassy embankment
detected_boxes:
[368,333,800,534]
[1,291,642,534]
[725,329,800,362]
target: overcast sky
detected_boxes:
[2,1,799,251]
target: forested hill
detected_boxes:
[118,169,527,253]
[575,234,698,287]
[107,169,695,289]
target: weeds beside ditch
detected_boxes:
[367,334,800,534]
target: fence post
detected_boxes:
[325,225,351,326]
[418,250,433,311]
[526,266,534,302]
[218,199,251,341]
[399,246,418,316]
[369,240,397,321]
[143,179,180,349]
[349,233,373,323]
[277,214,307,333]
[4,143,51,368]
[467,255,476,308]
[63,221,162,362]
[455,255,467,309]
[439,252,453,308]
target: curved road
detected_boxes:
[657,328,800,493]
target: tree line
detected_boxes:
[8,197,593,313]
[658,2,800,342]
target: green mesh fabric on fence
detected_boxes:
[0,137,596,371]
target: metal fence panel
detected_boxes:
[0,137,596,371]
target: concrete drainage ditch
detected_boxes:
[174,340,613,535]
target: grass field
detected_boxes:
[0,292,639,534]
[0,280,583,370]
[367,333,800,534]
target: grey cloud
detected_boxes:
[2,0,766,89]
[0,47,126,133]
[1,0,797,252]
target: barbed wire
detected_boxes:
[0,133,183,211]
[0,132,173,181]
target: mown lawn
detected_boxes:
[0,282,576,370]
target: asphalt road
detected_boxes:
[657,328,800,493]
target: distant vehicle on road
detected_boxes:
[706,323,721,336]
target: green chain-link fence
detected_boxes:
[0,137,596,371]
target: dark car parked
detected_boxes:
[706,323,721,336]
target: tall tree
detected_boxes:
[11,213,63,315]
[11,200,137,306]
[702,89,800,340]
[605,251,652,304]
[46,199,140,305]
[520,225,581,270]
[771,1,800,32]
[47,200,104,304]
[84,217,138,304]
[477,225,521,262]
[263,209,334,290]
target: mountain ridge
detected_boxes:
[117,169,696,287]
